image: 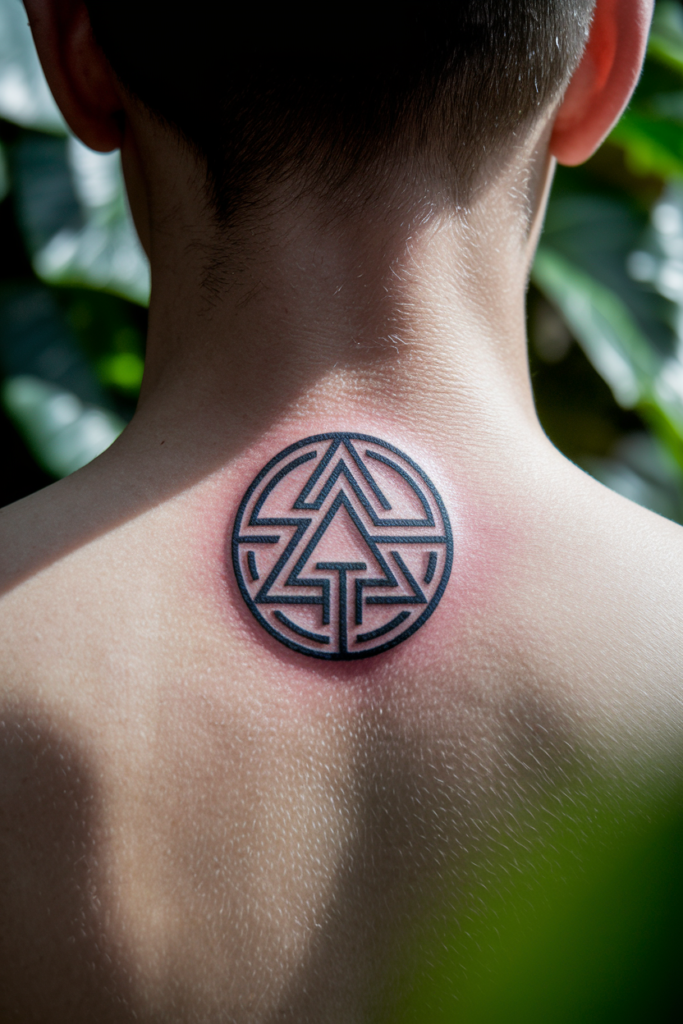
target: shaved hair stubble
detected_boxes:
[84,1,596,221]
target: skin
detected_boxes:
[1,0,681,1021]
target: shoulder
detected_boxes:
[498,457,683,753]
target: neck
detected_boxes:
[2,153,559,592]
[124,149,554,476]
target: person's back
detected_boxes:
[1,1,682,1020]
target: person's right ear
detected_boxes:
[551,0,654,165]
[24,0,123,151]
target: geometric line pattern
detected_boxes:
[232,433,453,659]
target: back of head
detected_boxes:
[84,1,595,221]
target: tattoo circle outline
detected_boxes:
[232,433,453,660]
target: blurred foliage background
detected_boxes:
[0,1,682,1020]
[0,0,147,504]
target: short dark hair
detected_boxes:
[84,2,594,222]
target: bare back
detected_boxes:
[1,414,681,1022]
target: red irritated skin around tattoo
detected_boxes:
[231,433,454,661]
[186,417,509,697]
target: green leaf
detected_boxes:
[12,132,150,306]
[391,789,683,1024]
[648,1,683,78]
[609,112,683,181]
[2,375,124,478]
[97,351,144,394]
[0,0,67,134]
[532,247,656,406]
[532,245,683,471]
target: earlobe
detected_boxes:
[550,0,654,166]
[24,0,124,152]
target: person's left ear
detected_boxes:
[24,0,123,152]
[551,0,654,166]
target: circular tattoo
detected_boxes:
[232,433,453,660]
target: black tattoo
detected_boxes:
[232,433,453,660]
